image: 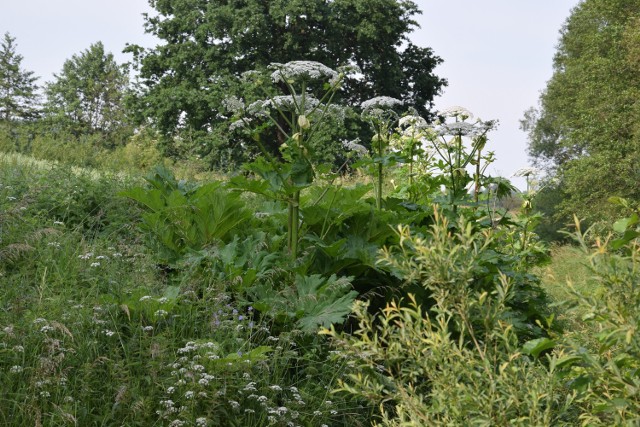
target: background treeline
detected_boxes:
[0,0,445,175]
[522,0,640,239]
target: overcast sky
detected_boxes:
[0,0,580,188]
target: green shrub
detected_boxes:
[559,210,640,425]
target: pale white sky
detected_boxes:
[0,0,579,188]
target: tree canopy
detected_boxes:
[0,32,39,123]
[522,0,640,224]
[127,0,446,164]
[44,42,131,146]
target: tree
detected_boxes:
[522,0,640,225]
[44,42,131,146]
[0,32,39,122]
[126,0,446,163]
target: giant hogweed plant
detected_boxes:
[359,96,404,210]
[227,61,356,259]
[426,106,498,212]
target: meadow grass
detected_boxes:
[0,154,369,426]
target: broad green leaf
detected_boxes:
[522,337,555,358]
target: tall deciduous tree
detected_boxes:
[0,32,39,122]
[45,42,130,146]
[126,0,446,162]
[522,0,640,224]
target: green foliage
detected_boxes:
[121,165,251,264]
[0,32,39,122]
[44,42,131,147]
[324,286,573,426]
[0,154,368,426]
[522,0,640,224]
[559,209,640,425]
[126,0,445,163]
[249,273,358,333]
[379,210,549,338]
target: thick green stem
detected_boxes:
[474,147,482,205]
[291,190,300,259]
[377,161,383,210]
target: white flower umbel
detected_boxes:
[398,115,428,129]
[361,96,404,115]
[342,138,368,157]
[222,96,245,114]
[269,61,339,84]
[436,119,497,138]
[512,167,541,178]
[248,95,320,116]
[440,106,474,120]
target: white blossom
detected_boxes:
[512,167,541,177]
[398,115,427,129]
[361,96,403,114]
[440,105,474,120]
[222,96,245,114]
[342,139,368,157]
[269,61,338,84]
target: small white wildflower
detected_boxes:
[228,400,240,409]
[64,396,74,403]
[39,391,51,398]
[330,410,338,415]
[78,252,94,260]
[257,395,268,403]
[184,390,195,399]
[313,410,322,416]
[40,325,54,333]
[154,310,168,318]
[33,318,47,324]
[198,378,209,386]
[90,262,101,268]
[12,345,24,353]
[112,252,123,257]
[142,326,154,332]
[139,295,152,302]
[195,418,208,427]
[168,420,185,427]
[269,385,282,392]
[244,409,255,414]
[166,386,175,395]
[6,196,16,201]
[157,297,169,304]
[103,330,115,337]
[9,365,23,373]
[47,242,61,248]
[95,255,108,260]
